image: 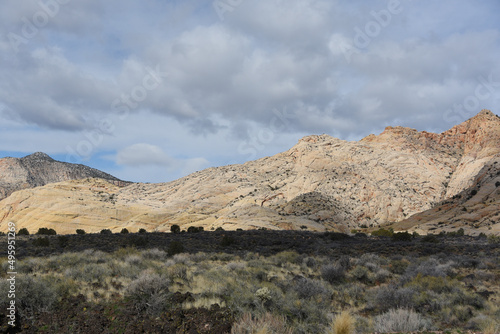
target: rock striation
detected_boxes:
[0,110,499,235]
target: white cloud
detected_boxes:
[0,0,500,182]
[116,143,174,167]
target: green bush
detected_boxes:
[138,228,147,233]
[487,234,500,244]
[220,235,236,247]
[392,231,412,242]
[421,234,438,243]
[57,236,69,248]
[187,226,201,233]
[0,275,59,321]
[167,241,184,256]
[36,227,56,235]
[170,224,181,233]
[33,237,50,247]
[120,228,129,234]
[18,228,30,235]
[75,229,86,235]
[129,235,148,247]
[100,229,112,235]
[125,272,171,315]
[321,264,345,284]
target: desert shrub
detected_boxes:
[170,224,180,233]
[36,227,56,235]
[294,277,330,299]
[405,274,456,295]
[330,311,355,334]
[389,258,410,275]
[357,253,384,267]
[167,264,189,281]
[138,228,147,233]
[302,256,317,269]
[0,275,59,321]
[374,286,416,312]
[321,264,345,284]
[220,235,236,247]
[120,228,129,234]
[337,255,352,270]
[100,229,112,234]
[373,308,432,332]
[371,228,393,237]
[167,241,184,256]
[142,248,166,260]
[392,231,412,242]
[57,235,69,248]
[231,312,293,334]
[128,235,148,247]
[18,227,29,235]
[487,234,500,244]
[125,271,171,315]
[32,237,50,247]
[215,226,225,231]
[421,234,438,243]
[350,265,370,282]
[65,263,112,283]
[227,262,247,271]
[75,229,86,235]
[272,251,300,266]
[374,268,391,283]
[404,258,454,278]
[187,226,201,233]
[482,320,500,334]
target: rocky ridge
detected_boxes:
[0,152,129,201]
[0,110,499,235]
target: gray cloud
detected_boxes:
[1,0,499,181]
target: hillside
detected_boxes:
[0,110,499,235]
[0,152,129,201]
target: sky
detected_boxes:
[0,0,499,183]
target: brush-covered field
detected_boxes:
[1,230,499,333]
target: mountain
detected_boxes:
[0,110,499,235]
[0,152,129,201]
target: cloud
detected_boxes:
[0,0,499,182]
[116,143,174,167]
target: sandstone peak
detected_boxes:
[1,110,499,235]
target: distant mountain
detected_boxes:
[0,110,499,235]
[0,152,129,201]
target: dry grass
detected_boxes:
[331,311,355,334]
[231,312,293,334]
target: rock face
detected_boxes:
[0,152,129,201]
[0,110,499,235]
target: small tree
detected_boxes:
[18,228,30,235]
[100,229,112,235]
[170,224,180,234]
[76,229,86,235]
[37,227,56,235]
[120,228,129,234]
[187,226,200,233]
[138,228,147,234]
